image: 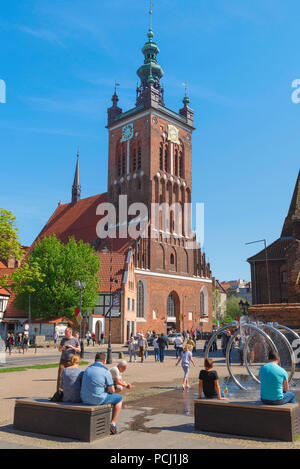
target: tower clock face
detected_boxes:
[168,124,180,144]
[121,123,134,142]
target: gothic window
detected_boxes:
[175,149,178,176]
[281,271,287,284]
[159,144,163,170]
[137,148,142,169]
[170,253,174,265]
[122,153,126,175]
[164,145,168,172]
[133,149,137,172]
[167,293,175,317]
[137,281,145,318]
[117,155,121,177]
[200,287,208,317]
[179,151,184,178]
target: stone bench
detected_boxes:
[194,399,300,442]
[13,399,111,442]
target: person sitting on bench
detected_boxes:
[198,358,227,400]
[60,355,84,403]
[80,352,122,435]
[259,350,296,405]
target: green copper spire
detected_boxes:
[136,4,164,88]
[182,82,190,105]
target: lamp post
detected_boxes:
[246,239,271,304]
[75,281,86,339]
[101,240,118,365]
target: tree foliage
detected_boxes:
[0,209,23,261]
[8,235,101,319]
[224,295,242,323]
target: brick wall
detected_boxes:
[249,303,300,327]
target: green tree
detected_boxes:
[7,235,101,319]
[212,287,221,320]
[224,295,242,323]
[0,209,23,261]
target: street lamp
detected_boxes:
[239,299,249,315]
[245,239,271,304]
[75,280,86,339]
[101,240,118,365]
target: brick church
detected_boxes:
[32,21,213,343]
[248,171,300,305]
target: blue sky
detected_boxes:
[0,0,299,282]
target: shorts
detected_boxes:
[182,365,190,379]
[102,393,123,405]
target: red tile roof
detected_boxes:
[34,193,135,293]
[35,193,108,245]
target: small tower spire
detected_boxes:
[107,82,122,126]
[71,149,81,205]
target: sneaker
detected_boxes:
[110,423,117,435]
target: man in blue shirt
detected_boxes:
[259,351,295,405]
[80,352,123,435]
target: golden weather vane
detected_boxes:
[182,82,188,96]
[149,1,155,29]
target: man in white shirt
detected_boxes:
[110,360,132,392]
[174,335,183,359]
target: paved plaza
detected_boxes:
[0,342,300,449]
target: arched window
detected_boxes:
[175,149,178,176]
[117,155,121,177]
[167,293,175,317]
[179,151,184,178]
[200,287,208,317]
[170,253,174,265]
[159,144,163,170]
[164,145,168,172]
[137,281,145,318]
[133,148,137,172]
[122,152,126,175]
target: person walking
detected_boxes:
[53,331,59,347]
[138,334,147,363]
[22,334,29,353]
[5,333,13,355]
[174,334,183,359]
[176,344,195,391]
[100,332,104,345]
[128,336,138,363]
[92,333,96,346]
[153,335,160,362]
[157,333,169,363]
[86,331,91,347]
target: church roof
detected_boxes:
[281,170,300,237]
[247,237,293,263]
[35,193,108,245]
[34,192,135,292]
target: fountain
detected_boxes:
[204,319,299,391]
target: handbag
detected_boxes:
[49,390,64,402]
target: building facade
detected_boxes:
[248,171,300,306]
[5,21,214,343]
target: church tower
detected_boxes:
[105,9,212,333]
[71,150,81,205]
[107,18,198,252]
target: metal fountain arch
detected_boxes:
[204,321,297,391]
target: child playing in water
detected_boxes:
[198,358,227,400]
[175,344,195,391]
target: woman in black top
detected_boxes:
[198,358,227,400]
